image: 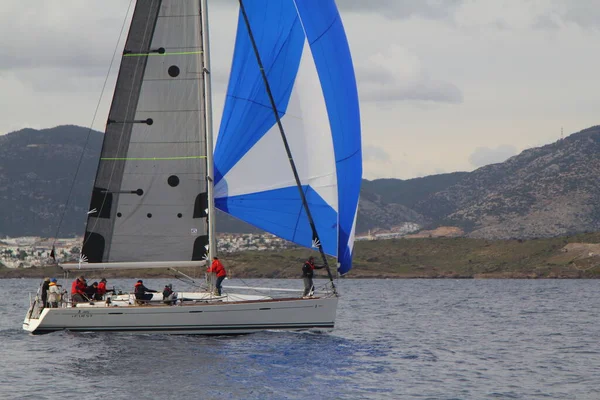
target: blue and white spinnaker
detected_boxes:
[214,0,362,275]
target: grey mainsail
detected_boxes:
[82,0,209,264]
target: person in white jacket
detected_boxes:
[47,278,63,308]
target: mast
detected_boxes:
[201,0,217,260]
[238,0,337,294]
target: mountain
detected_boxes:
[357,173,467,233]
[1,124,600,239]
[414,125,600,238]
[0,125,101,237]
[0,125,258,237]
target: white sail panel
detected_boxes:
[214,45,337,212]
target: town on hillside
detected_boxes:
[0,222,445,269]
[0,233,295,269]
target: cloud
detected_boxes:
[532,15,561,31]
[362,145,392,163]
[531,0,600,31]
[206,0,464,21]
[469,145,518,168]
[337,0,463,20]
[561,2,600,29]
[357,45,463,104]
[0,1,131,75]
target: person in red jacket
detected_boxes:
[207,257,227,296]
[70,275,87,304]
[97,278,114,299]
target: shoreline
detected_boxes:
[3,232,600,279]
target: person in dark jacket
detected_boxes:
[40,277,51,308]
[162,284,176,305]
[302,256,324,297]
[134,280,157,304]
[85,282,99,300]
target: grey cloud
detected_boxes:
[10,68,105,94]
[532,15,561,31]
[356,45,463,104]
[469,145,517,168]
[357,65,396,86]
[357,66,463,104]
[492,19,510,31]
[337,0,463,20]
[563,4,600,28]
[362,145,391,163]
[532,1,600,30]
[0,3,129,78]
[363,80,463,103]
[209,0,464,19]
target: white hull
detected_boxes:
[23,296,338,335]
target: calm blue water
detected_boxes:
[1,278,599,399]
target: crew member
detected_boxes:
[134,280,157,304]
[302,256,324,297]
[207,257,227,296]
[71,275,87,304]
[162,283,176,305]
[97,278,114,299]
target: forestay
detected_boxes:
[213,0,362,275]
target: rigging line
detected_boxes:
[227,94,287,112]
[238,0,337,296]
[336,147,361,164]
[51,0,135,251]
[307,14,338,46]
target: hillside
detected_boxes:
[0,125,259,236]
[415,126,600,238]
[0,125,101,237]
[0,125,462,237]
[1,124,600,239]
[3,232,600,279]
[357,172,467,233]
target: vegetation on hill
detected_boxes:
[361,172,468,208]
[4,233,600,279]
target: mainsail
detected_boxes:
[214,0,362,274]
[82,0,210,264]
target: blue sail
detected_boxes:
[214,0,362,275]
[213,1,304,184]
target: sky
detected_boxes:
[1,0,599,180]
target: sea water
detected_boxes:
[1,278,599,399]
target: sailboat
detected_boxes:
[23,0,361,335]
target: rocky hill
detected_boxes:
[414,126,600,239]
[1,124,600,239]
[358,173,468,233]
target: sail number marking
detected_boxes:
[72,310,93,318]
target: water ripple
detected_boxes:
[2,279,600,399]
